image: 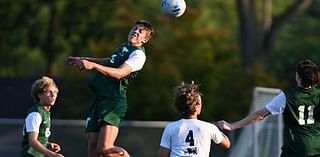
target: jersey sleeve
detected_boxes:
[124,50,146,72]
[160,125,171,149]
[265,91,286,115]
[211,124,224,144]
[25,112,42,133]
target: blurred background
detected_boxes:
[0,0,319,156]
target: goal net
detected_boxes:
[227,87,282,157]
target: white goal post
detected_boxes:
[227,87,282,157]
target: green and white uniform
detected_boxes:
[86,43,146,132]
[265,87,320,157]
[21,104,51,157]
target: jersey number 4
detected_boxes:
[298,105,315,125]
[185,130,195,146]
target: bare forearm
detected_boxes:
[231,108,270,130]
[29,140,55,156]
[92,63,122,79]
[220,133,230,149]
[87,62,132,80]
[231,114,260,130]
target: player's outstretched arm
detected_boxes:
[82,61,132,80]
[217,108,271,131]
[66,56,109,66]
[66,56,85,72]
[81,57,110,65]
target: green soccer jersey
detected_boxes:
[282,87,320,156]
[21,104,51,157]
[89,43,145,98]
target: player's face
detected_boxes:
[128,24,149,46]
[38,85,58,106]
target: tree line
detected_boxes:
[0,0,319,121]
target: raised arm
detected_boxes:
[81,60,132,80]
[67,57,133,79]
[217,108,271,131]
[66,56,109,65]
[80,57,110,65]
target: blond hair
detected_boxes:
[31,76,58,102]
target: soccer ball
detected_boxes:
[161,0,186,18]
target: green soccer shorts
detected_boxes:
[85,95,127,132]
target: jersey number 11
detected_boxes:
[298,105,315,125]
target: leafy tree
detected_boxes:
[237,0,313,69]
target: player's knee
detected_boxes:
[100,146,129,157]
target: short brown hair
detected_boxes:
[296,59,320,87]
[31,76,58,102]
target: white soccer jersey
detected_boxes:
[160,119,224,157]
[124,50,146,72]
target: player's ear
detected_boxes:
[37,93,42,101]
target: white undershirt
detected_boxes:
[124,50,146,72]
[25,112,42,133]
[265,91,286,115]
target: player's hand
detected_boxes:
[66,56,80,65]
[216,120,233,131]
[47,142,61,152]
[82,60,95,70]
[66,56,86,71]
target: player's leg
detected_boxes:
[103,146,130,157]
[98,124,119,156]
[85,97,101,157]
[97,96,126,156]
[87,132,99,157]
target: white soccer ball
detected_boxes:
[161,0,186,18]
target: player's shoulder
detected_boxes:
[165,119,181,127]
[164,119,188,130]
[169,119,216,128]
[197,119,218,128]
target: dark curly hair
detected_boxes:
[296,59,320,87]
[173,81,202,118]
